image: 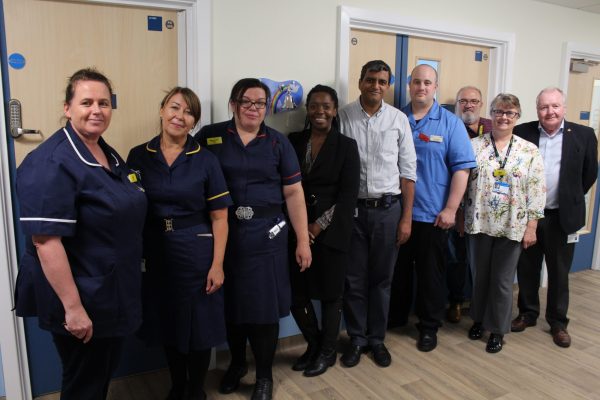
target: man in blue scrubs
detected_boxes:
[390,64,476,352]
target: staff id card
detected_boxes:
[493,181,510,195]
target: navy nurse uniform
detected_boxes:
[127,135,232,353]
[15,122,147,399]
[196,120,302,324]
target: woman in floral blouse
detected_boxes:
[464,93,545,353]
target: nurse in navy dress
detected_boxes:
[196,78,311,400]
[15,68,147,400]
[128,87,231,400]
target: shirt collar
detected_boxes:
[63,121,119,169]
[145,134,201,155]
[538,120,565,137]
[358,97,386,117]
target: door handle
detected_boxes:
[9,99,42,138]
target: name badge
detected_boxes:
[207,137,223,145]
[567,233,579,244]
[430,135,443,143]
[492,181,510,195]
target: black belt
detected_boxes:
[357,194,400,209]
[156,213,208,232]
[229,205,282,220]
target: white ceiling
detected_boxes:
[534,0,600,14]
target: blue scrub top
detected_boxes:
[127,134,232,218]
[16,122,148,337]
[196,119,302,206]
[402,101,477,223]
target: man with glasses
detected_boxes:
[444,86,493,323]
[338,60,417,368]
[511,87,598,348]
[390,64,476,352]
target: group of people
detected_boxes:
[13,59,597,400]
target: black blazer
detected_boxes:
[514,120,598,234]
[288,128,360,252]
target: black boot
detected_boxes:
[290,302,320,371]
[303,347,336,377]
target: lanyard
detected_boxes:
[490,134,513,177]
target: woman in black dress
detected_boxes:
[288,85,360,377]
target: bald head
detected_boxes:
[408,64,438,107]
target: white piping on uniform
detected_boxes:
[20,217,77,223]
[111,153,120,166]
[62,128,102,167]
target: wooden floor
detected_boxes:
[35,270,600,400]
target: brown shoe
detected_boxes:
[551,327,571,348]
[446,303,461,323]
[511,314,536,332]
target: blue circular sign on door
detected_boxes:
[8,53,26,70]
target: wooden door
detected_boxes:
[4,0,179,165]
[3,0,179,395]
[408,37,491,113]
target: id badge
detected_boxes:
[567,233,579,244]
[492,181,510,195]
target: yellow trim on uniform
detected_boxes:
[145,142,158,153]
[207,191,230,201]
[186,143,201,155]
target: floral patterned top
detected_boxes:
[465,133,546,242]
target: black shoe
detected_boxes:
[251,378,273,400]
[166,389,185,400]
[371,343,392,367]
[186,391,206,400]
[340,344,365,367]
[292,343,319,371]
[486,333,503,353]
[303,349,336,377]
[218,364,248,394]
[468,322,484,340]
[417,332,437,352]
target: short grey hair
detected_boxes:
[536,87,566,107]
[456,86,483,102]
[490,93,521,116]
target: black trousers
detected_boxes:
[446,229,470,304]
[516,210,575,329]
[390,222,447,333]
[52,334,123,400]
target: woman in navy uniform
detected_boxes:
[287,85,360,377]
[196,78,311,400]
[128,87,231,400]
[15,68,147,400]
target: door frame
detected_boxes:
[336,6,515,107]
[0,1,211,398]
[561,42,600,271]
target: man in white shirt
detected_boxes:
[338,60,417,367]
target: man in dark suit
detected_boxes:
[511,87,598,348]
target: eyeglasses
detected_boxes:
[492,109,520,119]
[238,98,267,110]
[458,99,481,106]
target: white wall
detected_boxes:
[210,0,600,131]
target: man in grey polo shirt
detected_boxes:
[338,60,417,368]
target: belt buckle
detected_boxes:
[235,206,254,220]
[365,199,379,208]
[164,218,174,232]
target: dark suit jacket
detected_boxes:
[514,120,598,234]
[287,127,360,252]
